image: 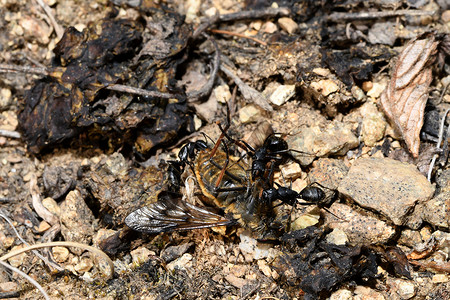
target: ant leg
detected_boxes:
[214,141,231,189]
[209,122,230,159]
[264,161,278,187]
[295,201,320,206]
[208,154,244,184]
[215,186,247,193]
[217,122,256,155]
[321,207,347,222]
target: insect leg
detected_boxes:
[209,122,230,159]
[214,141,231,189]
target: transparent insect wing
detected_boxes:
[125,196,234,234]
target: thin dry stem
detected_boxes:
[0,241,114,279]
[0,260,50,300]
[34,0,64,40]
[0,212,63,271]
[210,29,267,46]
[187,34,220,102]
[327,9,436,22]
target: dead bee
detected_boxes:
[125,137,283,240]
[193,142,281,239]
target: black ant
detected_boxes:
[261,182,326,207]
[262,181,345,221]
[216,123,307,182]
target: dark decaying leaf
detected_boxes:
[18,19,143,153]
[274,226,411,299]
[18,12,193,155]
[321,45,393,88]
[380,32,441,158]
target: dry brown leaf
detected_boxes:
[409,260,450,273]
[407,236,439,260]
[380,33,439,157]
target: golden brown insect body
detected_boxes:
[125,139,282,240]
[194,147,280,239]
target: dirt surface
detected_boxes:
[0,0,450,299]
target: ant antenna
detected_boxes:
[200,132,216,145]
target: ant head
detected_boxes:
[178,140,208,163]
[262,187,278,203]
[178,144,191,163]
[263,135,288,153]
[167,160,184,171]
[195,140,208,150]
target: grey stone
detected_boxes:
[422,191,450,229]
[288,122,359,166]
[60,190,95,254]
[324,203,395,245]
[338,158,435,226]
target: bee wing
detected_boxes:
[125,196,234,234]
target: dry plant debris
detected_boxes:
[381,32,449,158]
[0,0,450,299]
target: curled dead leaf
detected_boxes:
[380,32,440,157]
[406,236,438,260]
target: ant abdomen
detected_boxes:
[299,186,326,204]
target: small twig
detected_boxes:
[239,282,260,300]
[0,241,114,279]
[193,12,220,39]
[105,84,179,99]
[0,63,183,100]
[220,64,273,111]
[35,0,64,40]
[0,198,17,202]
[187,34,220,102]
[437,82,450,104]
[30,173,59,226]
[0,211,63,271]
[210,29,267,46]
[327,9,436,22]
[0,63,49,76]
[219,7,290,22]
[0,130,21,139]
[427,107,450,181]
[0,260,50,300]
[194,7,290,38]
[21,52,47,69]
[0,291,20,299]
[41,223,61,243]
